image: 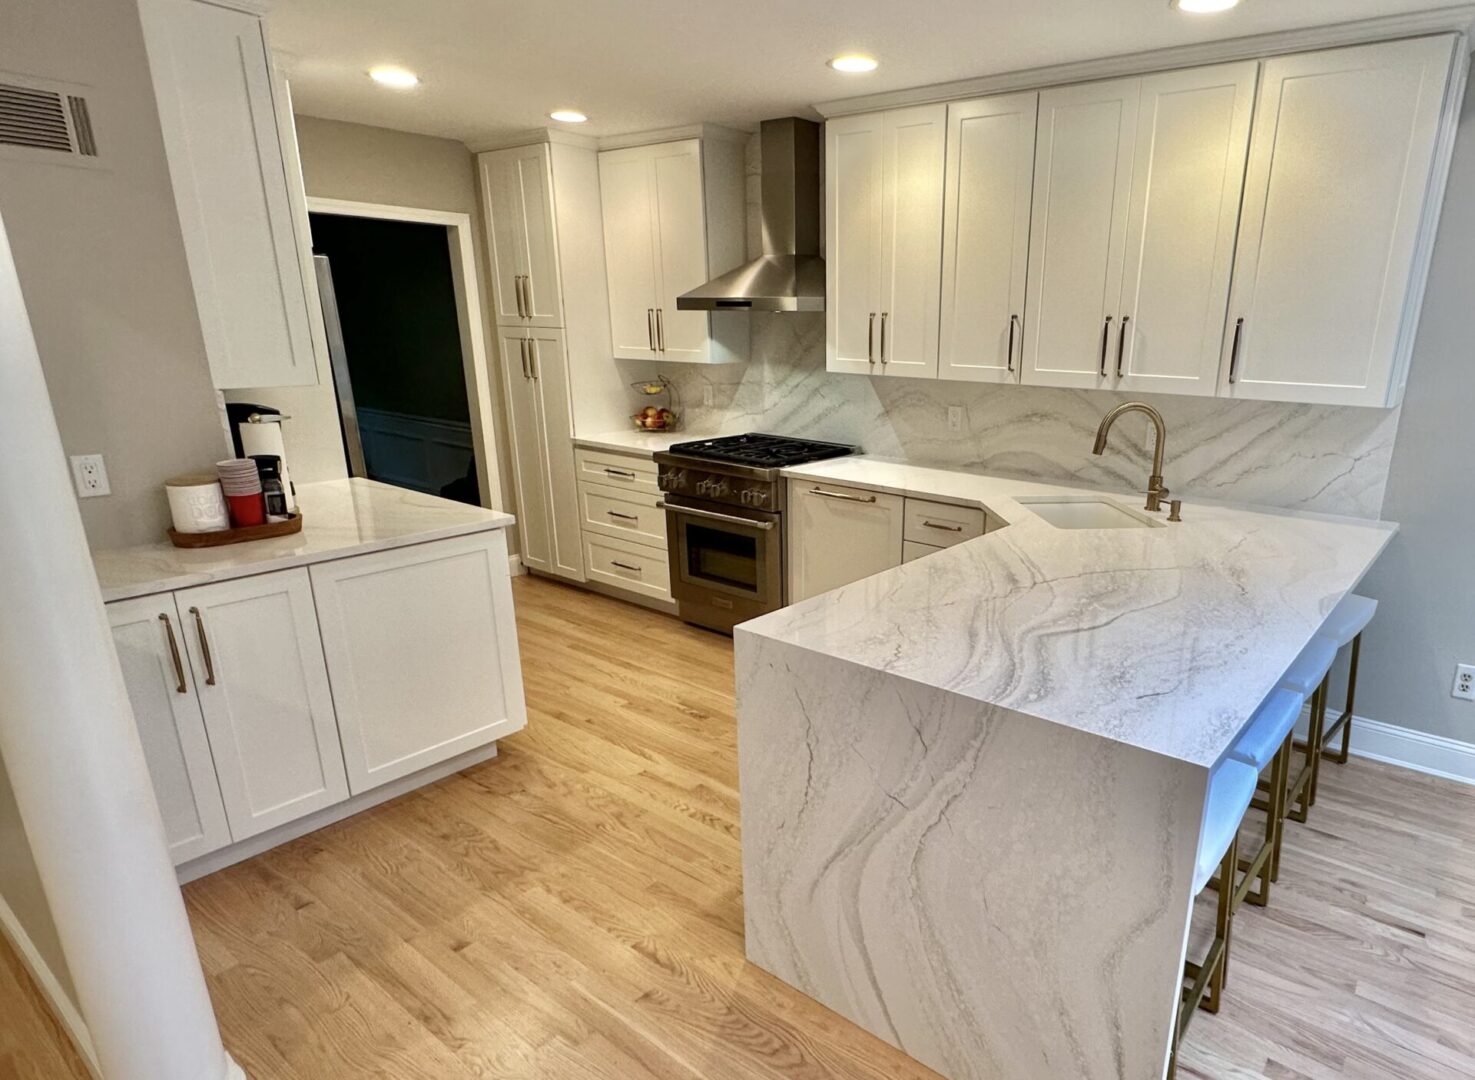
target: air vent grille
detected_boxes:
[0,82,71,153]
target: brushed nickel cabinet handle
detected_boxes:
[1007,313,1019,373]
[922,520,964,532]
[189,606,215,686]
[603,467,636,479]
[1116,316,1131,378]
[528,339,540,380]
[523,275,535,316]
[868,312,876,364]
[159,614,186,694]
[647,308,656,351]
[656,308,665,352]
[1099,315,1114,377]
[880,312,889,365]
[1228,317,1245,384]
[517,275,529,318]
[808,487,877,504]
[519,338,530,379]
[610,561,642,573]
[607,510,638,522]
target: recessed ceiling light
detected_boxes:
[549,109,588,124]
[828,54,879,74]
[369,66,419,89]
[1171,0,1240,13]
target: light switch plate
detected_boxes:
[70,454,110,498]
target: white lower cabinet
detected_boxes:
[176,569,348,841]
[788,482,905,602]
[107,597,232,864]
[903,541,945,564]
[583,530,673,602]
[311,532,526,794]
[573,446,672,604]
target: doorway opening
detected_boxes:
[306,199,500,508]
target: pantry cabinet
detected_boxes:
[138,0,320,390]
[1219,36,1457,407]
[598,136,749,363]
[480,144,564,328]
[826,105,947,378]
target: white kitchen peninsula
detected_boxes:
[736,459,1395,1080]
[94,479,524,879]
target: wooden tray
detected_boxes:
[168,513,303,548]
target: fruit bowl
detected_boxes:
[632,406,679,431]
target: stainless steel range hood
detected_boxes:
[677,117,824,313]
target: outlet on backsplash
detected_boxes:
[947,406,963,433]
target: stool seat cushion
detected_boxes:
[1280,635,1338,696]
[1319,593,1377,647]
[1229,687,1307,770]
[1195,759,1259,894]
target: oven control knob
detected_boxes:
[661,468,686,490]
[743,487,768,507]
[698,478,730,498]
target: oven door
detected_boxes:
[661,496,783,630]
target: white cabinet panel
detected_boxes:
[940,92,1038,384]
[788,482,904,602]
[651,143,713,361]
[176,570,348,840]
[903,497,987,548]
[108,596,232,865]
[826,114,886,375]
[573,448,661,495]
[500,328,553,573]
[139,0,318,390]
[1115,63,1258,396]
[583,531,672,602]
[880,105,947,377]
[597,149,661,358]
[902,540,944,564]
[311,531,527,794]
[479,144,563,328]
[1022,77,1140,389]
[579,482,667,548]
[1222,36,1457,406]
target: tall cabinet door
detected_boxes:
[107,596,232,865]
[939,92,1039,383]
[826,113,886,375]
[878,105,947,378]
[1022,77,1141,389]
[499,327,554,572]
[1114,62,1258,396]
[480,144,564,328]
[599,148,662,359]
[525,328,586,581]
[650,141,713,361]
[1221,36,1456,406]
[176,569,349,841]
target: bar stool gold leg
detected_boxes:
[1308,674,1330,806]
[1173,832,1240,1079]
[1287,681,1323,825]
[1239,736,1291,905]
[1324,632,1361,767]
[1270,731,1293,884]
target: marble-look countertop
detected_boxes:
[93,478,515,603]
[572,429,696,457]
[747,457,1396,769]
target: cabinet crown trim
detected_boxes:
[473,122,749,156]
[815,11,1473,117]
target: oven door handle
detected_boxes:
[657,501,776,531]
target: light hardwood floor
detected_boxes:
[6,574,1475,1077]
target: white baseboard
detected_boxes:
[508,554,525,576]
[0,894,102,1078]
[1295,710,1475,786]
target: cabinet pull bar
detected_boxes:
[922,520,964,532]
[807,487,877,504]
[604,467,636,479]
[655,308,665,352]
[1007,314,1019,373]
[523,276,535,316]
[519,338,530,379]
[160,614,187,694]
[868,312,876,364]
[529,339,540,380]
[189,606,215,686]
[1228,317,1245,384]
[607,511,639,522]
[516,275,528,318]
[657,501,777,530]
[1116,316,1131,378]
[1099,315,1114,377]
[647,308,656,352]
[610,561,643,573]
[880,312,889,365]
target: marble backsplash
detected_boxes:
[641,312,1400,519]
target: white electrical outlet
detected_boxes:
[947,406,964,432]
[702,385,714,408]
[70,454,110,498]
[1453,664,1475,701]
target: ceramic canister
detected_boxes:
[165,473,230,533]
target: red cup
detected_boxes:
[227,492,266,527]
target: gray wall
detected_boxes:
[1357,76,1475,744]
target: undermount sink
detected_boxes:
[1015,495,1164,530]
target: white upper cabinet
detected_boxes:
[139,0,319,390]
[1221,36,1458,407]
[480,144,564,328]
[1115,62,1258,397]
[1021,77,1141,390]
[827,105,947,378]
[939,92,1039,383]
[598,137,749,363]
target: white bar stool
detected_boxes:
[1227,686,1306,907]
[1315,593,1377,778]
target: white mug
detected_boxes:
[166,474,230,533]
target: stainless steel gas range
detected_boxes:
[655,434,856,634]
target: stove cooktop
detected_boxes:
[665,433,856,469]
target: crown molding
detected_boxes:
[595,122,751,151]
[469,127,599,153]
[196,0,272,16]
[815,6,1475,117]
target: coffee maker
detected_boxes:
[225,402,297,512]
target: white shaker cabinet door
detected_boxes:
[1221,36,1457,406]
[599,148,663,360]
[878,104,947,378]
[499,326,554,573]
[107,596,232,865]
[138,0,318,390]
[525,328,587,582]
[176,569,348,841]
[1114,62,1258,397]
[1022,77,1141,390]
[787,482,904,603]
[826,113,886,375]
[650,140,714,361]
[311,531,527,794]
[940,92,1039,383]
[481,144,564,328]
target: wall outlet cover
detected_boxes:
[947,405,964,433]
[1453,664,1475,701]
[69,454,110,498]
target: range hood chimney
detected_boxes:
[676,117,824,313]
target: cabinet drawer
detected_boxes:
[903,540,945,563]
[574,448,660,495]
[579,482,667,548]
[583,532,672,602]
[904,497,986,548]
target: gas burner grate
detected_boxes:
[667,433,855,469]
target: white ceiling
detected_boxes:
[268,0,1459,146]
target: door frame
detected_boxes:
[305,196,505,512]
